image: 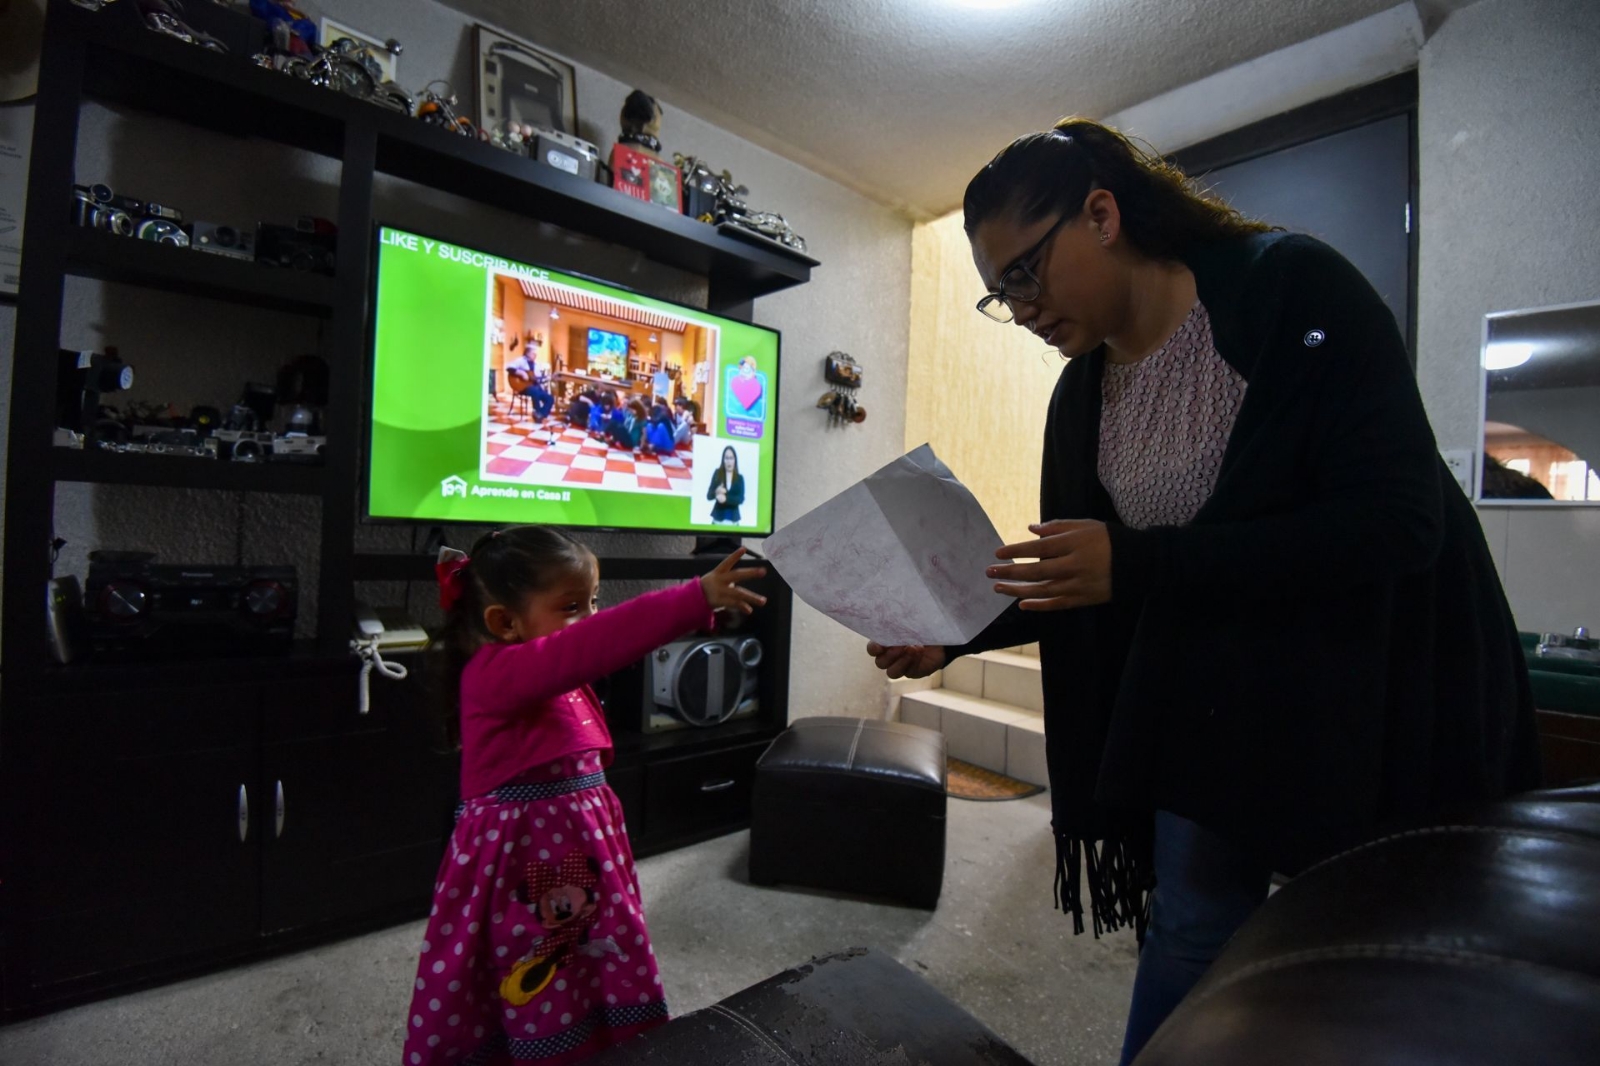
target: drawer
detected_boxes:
[642,741,770,843]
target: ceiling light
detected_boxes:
[550,308,560,319]
[649,333,658,342]
[942,0,1030,8]
[1485,342,1533,371]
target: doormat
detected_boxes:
[946,757,1045,801]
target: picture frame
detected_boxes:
[320,18,399,83]
[473,25,578,138]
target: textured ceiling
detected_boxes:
[442,0,1420,216]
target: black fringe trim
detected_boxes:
[1054,832,1154,944]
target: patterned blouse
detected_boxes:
[1098,302,1247,530]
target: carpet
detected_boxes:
[946,757,1046,801]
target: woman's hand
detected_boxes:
[716,486,728,504]
[700,547,768,614]
[988,519,1112,611]
[865,642,946,679]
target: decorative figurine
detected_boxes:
[611,89,680,211]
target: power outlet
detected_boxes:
[1441,449,1475,497]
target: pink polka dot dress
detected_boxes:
[402,582,715,1065]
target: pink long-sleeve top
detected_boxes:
[458,580,715,798]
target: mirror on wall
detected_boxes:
[1479,298,1600,504]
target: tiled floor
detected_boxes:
[481,398,694,493]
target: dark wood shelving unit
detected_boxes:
[62,226,339,316]
[2,0,807,1019]
[52,446,326,494]
[351,551,725,583]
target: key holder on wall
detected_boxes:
[817,351,865,427]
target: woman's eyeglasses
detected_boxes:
[976,212,1073,323]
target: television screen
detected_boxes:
[368,225,780,534]
[586,328,628,379]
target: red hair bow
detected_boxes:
[435,546,470,611]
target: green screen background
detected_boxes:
[368,226,780,533]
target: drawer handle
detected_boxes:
[237,784,249,843]
[700,778,736,793]
[275,780,286,839]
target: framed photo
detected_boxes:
[473,25,578,137]
[321,19,399,83]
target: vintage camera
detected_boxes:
[256,218,336,275]
[135,218,189,247]
[85,553,297,659]
[208,429,275,462]
[531,128,600,180]
[57,348,135,434]
[70,184,136,236]
[70,182,186,240]
[191,221,256,261]
[129,425,210,458]
[269,434,326,463]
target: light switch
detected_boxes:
[1441,449,1475,497]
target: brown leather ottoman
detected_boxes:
[748,716,947,908]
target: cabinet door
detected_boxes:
[12,689,259,992]
[641,740,771,848]
[259,669,459,933]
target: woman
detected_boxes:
[867,119,1539,1064]
[707,446,744,524]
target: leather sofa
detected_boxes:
[589,782,1600,1064]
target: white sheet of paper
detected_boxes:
[764,444,1008,646]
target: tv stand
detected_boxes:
[692,535,745,556]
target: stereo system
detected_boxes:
[84,552,297,658]
[600,632,763,734]
[644,635,761,732]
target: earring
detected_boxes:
[1100,231,1110,243]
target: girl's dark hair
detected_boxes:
[627,400,647,418]
[431,525,593,748]
[962,117,1274,260]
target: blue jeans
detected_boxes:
[524,384,554,419]
[1118,812,1271,1065]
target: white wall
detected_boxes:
[0,0,913,718]
[1416,0,1600,633]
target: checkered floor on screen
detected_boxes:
[482,399,694,492]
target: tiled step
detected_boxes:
[885,670,943,720]
[941,650,1043,713]
[898,689,1047,787]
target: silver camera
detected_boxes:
[269,435,326,464]
[192,221,256,261]
[208,429,274,462]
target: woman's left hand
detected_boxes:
[987,519,1112,611]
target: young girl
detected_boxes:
[403,527,766,1065]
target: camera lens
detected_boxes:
[90,183,114,203]
[105,210,135,237]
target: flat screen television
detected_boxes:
[368,225,781,535]
[586,328,629,379]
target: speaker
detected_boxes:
[647,635,761,731]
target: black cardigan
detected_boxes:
[950,232,1541,937]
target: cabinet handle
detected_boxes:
[238,784,249,843]
[700,778,736,793]
[275,780,286,839]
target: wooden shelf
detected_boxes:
[351,552,723,583]
[52,447,325,494]
[36,640,351,694]
[62,227,337,316]
[60,1,814,306]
